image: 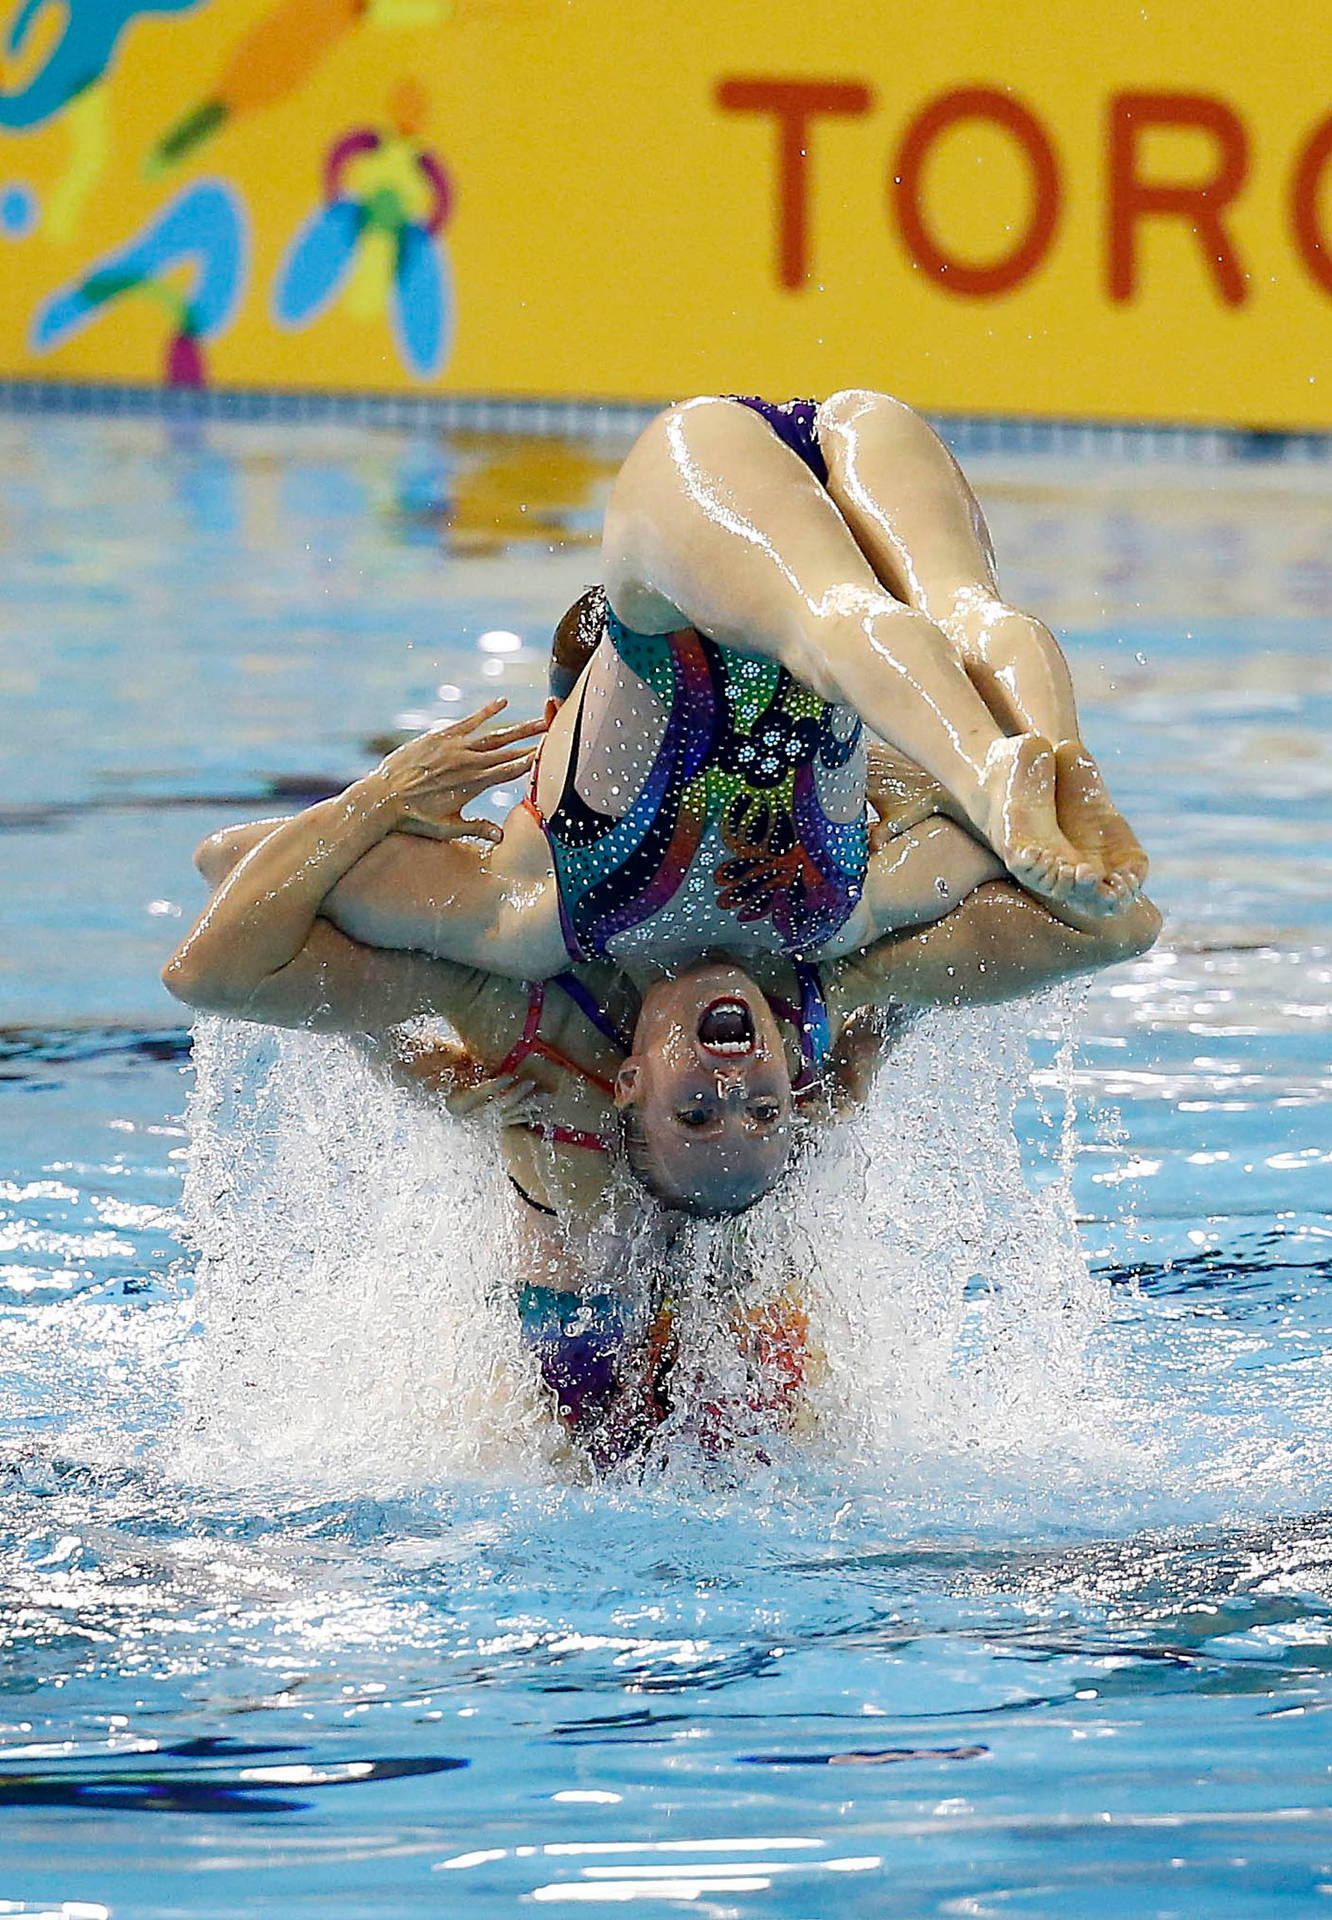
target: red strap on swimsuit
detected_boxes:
[540,1124,613,1155]
[495,982,619,1100]
[497,982,617,1155]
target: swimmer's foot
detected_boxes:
[978,733,1100,911]
[1054,742,1149,909]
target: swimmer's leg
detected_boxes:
[817,389,1146,902]
[602,396,1087,911]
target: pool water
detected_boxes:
[1,415,1331,1917]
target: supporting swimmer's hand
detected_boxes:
[367,700,544,845]
[866,742,969,852]
[445,1070,550,1126]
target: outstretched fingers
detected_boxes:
[440,697,509,736]
[456,746,539,790]
[438,701,546,747]
[469,717,549,753]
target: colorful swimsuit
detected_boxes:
[532,394,866,968]
[729,394,829,483]
[517,1278,815,1468]
[534,611,868,964]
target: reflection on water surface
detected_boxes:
[0,417,1329,1916]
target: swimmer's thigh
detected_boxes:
[601,396,896,684]
[817,390,1000,621]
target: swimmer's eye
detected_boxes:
[675,1107,712,1129]
[750,1101,781,1125]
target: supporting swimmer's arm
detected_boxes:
[169,911,494,1035]
[320,801,569,980]
[191,819,537,1095]
[865,741,966,841]
[194,817,287,889]
[829,878,1161,1017]
[821,813,1003,958]
[164,703,540,1016]
[856,817,1004,945]
[186,821,538,1095]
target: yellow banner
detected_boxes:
[1,0,1329,426]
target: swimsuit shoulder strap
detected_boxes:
[767,961,832,1095]
[550,970,634,1053]
[495,980,620,1101]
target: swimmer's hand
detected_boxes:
[866,743,969,852]
[445,1070,549,1126]
[368,700,544,845]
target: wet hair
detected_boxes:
[549,586,607,701]
[619,1103,782,1220]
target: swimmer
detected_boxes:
[591,391,1148,916]
[497,393,1146,936]
[304,395,1146,991]
[165,704,1158,1456]
[219,395,1149,1213]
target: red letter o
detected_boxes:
[1292,113,1332,297]
[892,87,1061,297]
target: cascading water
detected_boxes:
[178,988,1104,1490]
[180,1017,553,1483]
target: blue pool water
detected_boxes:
[1,415,1331,1917]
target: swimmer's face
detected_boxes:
[615,962,795,1214]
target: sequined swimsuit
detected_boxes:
[533,609,867,966]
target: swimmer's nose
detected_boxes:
[715,1070,748,1104]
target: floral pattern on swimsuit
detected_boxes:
[539,610,868,961]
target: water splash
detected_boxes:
[180,1017,553,1485]
[800,992,1106,1468]
[179,992,1102,1492]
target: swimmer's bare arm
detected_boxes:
[828,829,1162,1016]
[194,723,567,981]
[807,745,998,955]
[194,825,547,1112]
[319,797,569,980]
[184,845,540,1123]
[164,702,543,1020]
[831,817,1004,952]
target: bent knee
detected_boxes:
[819,389,929,447]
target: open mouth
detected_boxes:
[697,997,756,1055]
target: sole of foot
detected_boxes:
[1054,742,1148,908]
[982,733,1101,910]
